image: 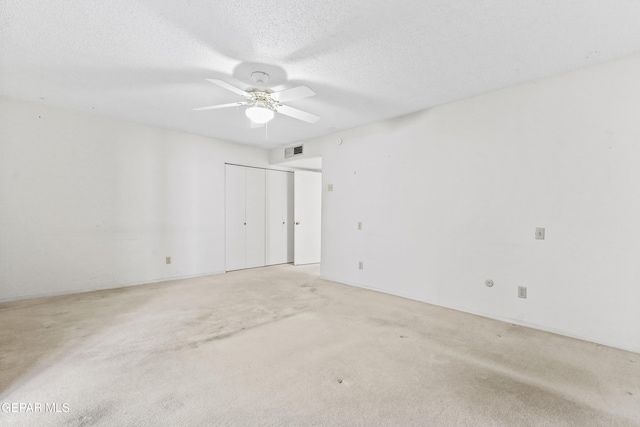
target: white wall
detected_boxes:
[294,53,640,353]
[0,97,270,301]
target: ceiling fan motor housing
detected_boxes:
[251,71,270,85]
[249,91,278,111]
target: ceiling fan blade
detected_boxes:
[276,105,320,123]
[271,86,315,103]
[206,79,250,97]
[193,101,248,111]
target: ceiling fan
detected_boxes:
[193,71,320,125]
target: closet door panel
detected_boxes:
[245,167,266,269]
[285,171,294,263]
[266,170,286,265]
[225,165,246,271]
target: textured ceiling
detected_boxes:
[2,0,640,148]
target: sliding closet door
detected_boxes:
[225,165,246,271]
[244,167,266,269]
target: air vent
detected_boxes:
[284,145,304,158]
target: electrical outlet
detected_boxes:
[535,227,545,240]
[358,222,362,230]
[358,261,363,270]
[518,286,527,299]
[166,257,171,265]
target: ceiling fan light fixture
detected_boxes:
[245,104,274,124]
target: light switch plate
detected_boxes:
[328,184,334,192]
[535,227,545,240]
[358,222,362,230]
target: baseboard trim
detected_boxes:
[0,270,226,304]
[320,274,640,355]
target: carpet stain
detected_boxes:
[165,312,302,352]
[160,395,185,411]
[73,404,113,427]
[369,317,406,328]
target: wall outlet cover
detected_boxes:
[518,286,527,298]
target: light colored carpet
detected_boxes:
[1,264,638,426]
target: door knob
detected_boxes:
[295,222,300,225]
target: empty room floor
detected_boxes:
[1,265,639,426]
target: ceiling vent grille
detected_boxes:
[284,145,304,158]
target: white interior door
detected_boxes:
[244,167,266,269]
[225,165,246,271]
[266,170,294,265]
[294,170,322,265]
